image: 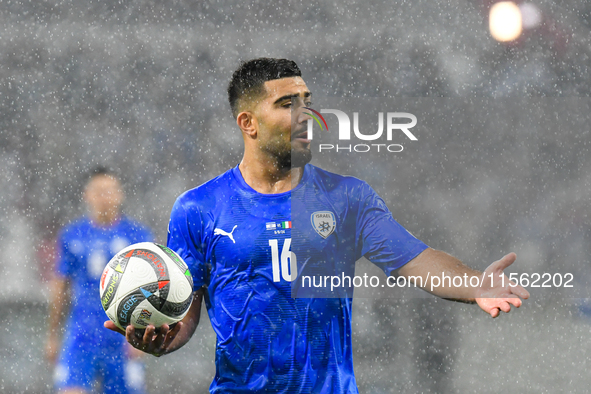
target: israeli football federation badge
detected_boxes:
[311,211,336,239]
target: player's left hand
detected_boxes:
[104,321,183,357]
[475,252,530,318]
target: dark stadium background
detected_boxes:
[1,1,590,393]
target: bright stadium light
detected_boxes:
[489,1,523,42]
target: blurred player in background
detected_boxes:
[46,166,153,394]
[107,58,530,393]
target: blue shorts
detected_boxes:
[54,328,145,394]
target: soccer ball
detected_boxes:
[99,242,194,331]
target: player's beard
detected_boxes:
[263,139,312,170]
[270,146,311,170]
[290,146,312,168]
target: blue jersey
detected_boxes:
[57,215,153,337]
[167,164,428,394]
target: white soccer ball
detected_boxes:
[99,242,194,331]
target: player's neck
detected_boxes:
[239,157,303,194]
[90,210,121,226]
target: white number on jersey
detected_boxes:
[268,238,297,282]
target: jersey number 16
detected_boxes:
[269,238,297,282]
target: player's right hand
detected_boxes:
[474,252,530,318]
[104,321,183,357]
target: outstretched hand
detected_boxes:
[104,321,183,357]
[475,253,530,318]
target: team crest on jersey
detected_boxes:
[311,211,336,239]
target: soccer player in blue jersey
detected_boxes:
[47,166,152,394]
[106,58,530,393]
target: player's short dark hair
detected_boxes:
[227,57,301,118]
[87,165,118,182]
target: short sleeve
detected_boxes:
[55,230,76,279]
[356,183,428,276]
[166,197,208,291]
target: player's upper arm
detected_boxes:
[48,275,72,315]
[167,196,208,291]
[355,182,428,276]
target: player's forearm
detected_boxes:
[161,289,203,355]
[47,278,69,337]
[397,248,481,302]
